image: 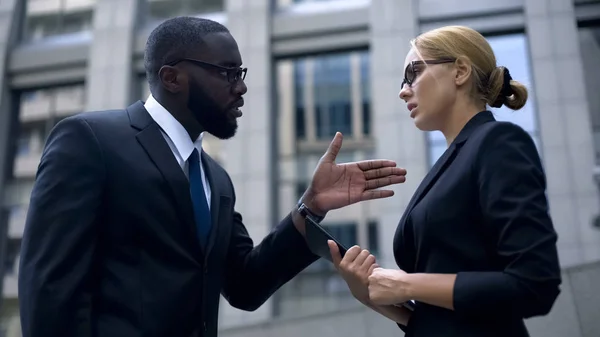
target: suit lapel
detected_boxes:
[405,143,458,215]
[128,101,201,256]
[201,152,222,258]
[403,111,497,216]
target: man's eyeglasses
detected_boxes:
[401,58,456,88]
[165,58,247,84]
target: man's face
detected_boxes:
[183,32,247,139]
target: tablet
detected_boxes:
[402,300,416,311]
[305,215,349,262]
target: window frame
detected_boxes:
[22,0,96,43]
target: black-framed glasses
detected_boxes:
[165,58,247,84]
[401,58,456,88]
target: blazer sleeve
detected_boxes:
[452,122,561,319]
[18,116,105,337]
[221,176,318,311]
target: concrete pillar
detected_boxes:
[525,0,600,268]
[370,0,421,268]
[0,0,24,312]
[220,0,274,327]
[85,0,139,111]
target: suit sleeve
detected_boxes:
[221,177,318,311]
[18,116,105,337]
[452,122,561,319]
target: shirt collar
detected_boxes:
[144,94,204,161]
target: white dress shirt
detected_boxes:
[144,94,212,208]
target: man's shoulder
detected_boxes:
[51,108,135,153]
[59,107,131,136]
[74,108,129,125]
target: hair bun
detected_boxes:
[486,66,528,110]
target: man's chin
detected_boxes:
[208,123,238,140]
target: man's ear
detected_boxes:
[158,65,186,93]
[454,56,472,87]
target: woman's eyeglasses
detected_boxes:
[401,58,456,88]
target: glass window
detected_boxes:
[274,51,374,318]
[367,220,379,257]
[281,50,371,144]
[19,88,53,122]
[314,53,353,138]
[146,0,224,23]
[361,52,371,136]
[16,134,32,156]
[3,239,22,276]
[426,33,540,167]
[13,84,86,181]
[24,0,96,42]
[15,122,47,157]
[276,0,363,10]
[54,85,85,116]
[578,25,600,161]
[19,84,86,123]
[274,221,379,318]
[277,0,338,6]
[3,180,36,206]
[294,60,307,139]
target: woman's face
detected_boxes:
[399,48,458,131]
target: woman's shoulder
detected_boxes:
[471,120,531,143]
[466,120,536,155]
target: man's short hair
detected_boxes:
[144,16,230,92]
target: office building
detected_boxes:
[0,0,599,336]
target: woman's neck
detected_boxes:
[440,102,485,146]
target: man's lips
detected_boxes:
[230,99,244,117]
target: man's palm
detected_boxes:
[306,133,407,214]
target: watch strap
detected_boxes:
[297,202,325,223]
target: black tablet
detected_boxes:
[402,300,416,311]
[305,215,349,262]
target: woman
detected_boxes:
[328,25,562,337]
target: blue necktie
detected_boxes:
[189,148,211,247]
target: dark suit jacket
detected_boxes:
[18,101,318,337]
[394,111,561,337]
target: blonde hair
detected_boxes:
[411,26,528,110]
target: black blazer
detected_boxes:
[394,111,561,337]
[18,101,318,337]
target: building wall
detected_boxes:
[0,0,599,336]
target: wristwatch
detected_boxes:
[297,201,325,224]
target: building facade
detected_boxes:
[0,0,599,336]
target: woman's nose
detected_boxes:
[399,84,411,101]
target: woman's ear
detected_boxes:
[454,56,472,87]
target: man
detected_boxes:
[18,17,407,337]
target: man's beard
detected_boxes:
[187,80,238,140]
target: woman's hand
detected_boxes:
[328,241,378,304]
[368,267,412,306]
